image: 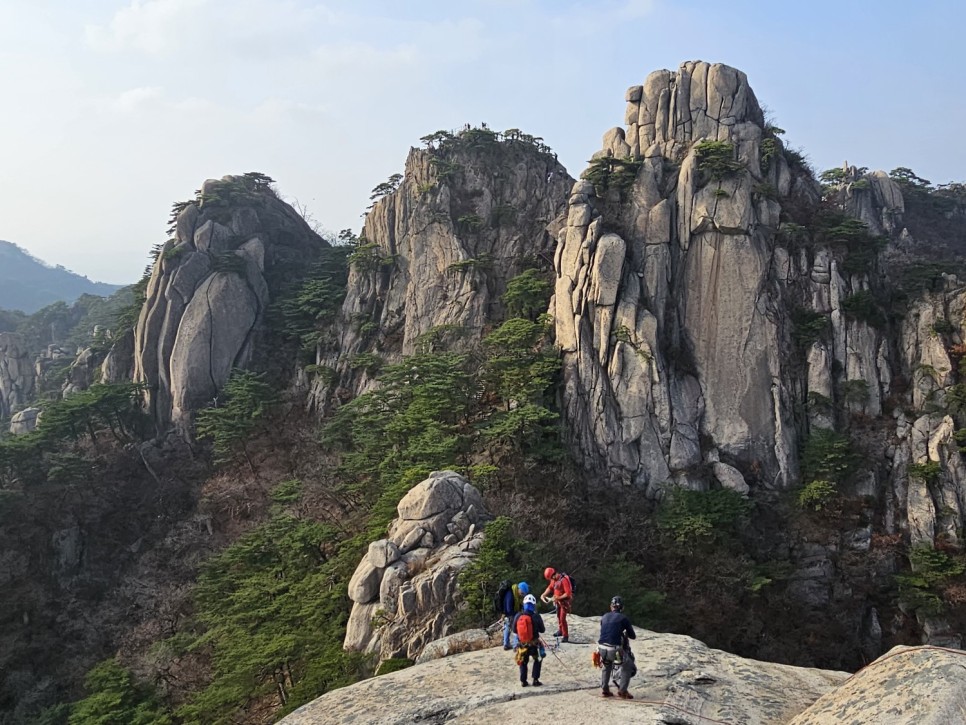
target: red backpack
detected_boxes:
[516,612,535,643]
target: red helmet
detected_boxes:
[543,567,555,580]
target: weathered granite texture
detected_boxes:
[312,131,572,404]
[553,61,907,498]
[8,407,40,435]
[343,470,488,662]
[0,333,35,420]
[133,175,327,433]
[283,615,849,724]
[790,645,966,724]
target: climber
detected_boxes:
[512,594,546,687]
[597,595,637,699]
[501,581,530,650]
[540,567,573,642]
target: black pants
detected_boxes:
[518,644,542,683]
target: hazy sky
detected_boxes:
[1,0,963,284]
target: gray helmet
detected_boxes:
[610,595,624,611]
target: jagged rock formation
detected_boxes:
[0,333,35,420]
[547,59,966,654]
[553,61,907,498]
[344,471,487,662]
[133,175,327,432]
[555,61,801,492]
[284,615,851,724]
[312,131,572,403]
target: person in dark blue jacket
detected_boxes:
[502,581,530,649]
[597,595,636,699]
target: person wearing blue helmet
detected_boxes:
[501,581,531,650]
[512,594,546,687]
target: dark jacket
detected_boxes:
[501,588,516,617]
[511,610,545,642]
[598,611,635,646]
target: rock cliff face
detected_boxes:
[0,333,35,420]
[313,131,572,403]
[133,175,327,432]
[344,471,487,663]
[553,61,906,497]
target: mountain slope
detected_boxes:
[0,240,122,313]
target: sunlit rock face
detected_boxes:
[311,132,573,404]
[133,175,327,434]
[0,333,35,420]
[553,61,804,493]
[343,471,488,664]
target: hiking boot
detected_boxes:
[503,645,512,651]
[602,688,613,697]
[552,630,562,637]
[532,679,542,686]
[617,691,633,700]
[561,637,569,643]
[521,680,529,687]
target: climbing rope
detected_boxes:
[509,634,966,722]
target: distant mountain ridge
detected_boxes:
[0,240,122,313]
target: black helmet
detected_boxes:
[610,595,624,611]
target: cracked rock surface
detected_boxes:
[0,333,35,421]
[283,615,849,724]
[312,137,573,404]
[343,471,488,663]
[133,175,326,434]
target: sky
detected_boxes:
[0,0,964,285]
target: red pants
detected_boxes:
[557,603,570,638]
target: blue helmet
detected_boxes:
[518,581,530,595]
[523,594,537,612]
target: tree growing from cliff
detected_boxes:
[456,516,533,628]
[195,371,280,469]
[322,351,474,504]
[693,140,744,181]
[501,269,551,321]
[369,173,403,203]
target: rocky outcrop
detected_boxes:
[133,175,326,433]
[101,328,135,384]
[552,61,912,500]
[312,130,572,403]
[790,645,966,724]
[0,333,35,420]
[284,615,852,724]
[62,347,98,398]
[555,61,805,493]
[344,470,488,662]
[8,407,40,435]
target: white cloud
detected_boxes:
[84,0,342,59]
[85,0,209,54]
[251,98,330,125]
[309,41,418,72]
[110,86,163,112]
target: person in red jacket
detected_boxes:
[540,567,573,642]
